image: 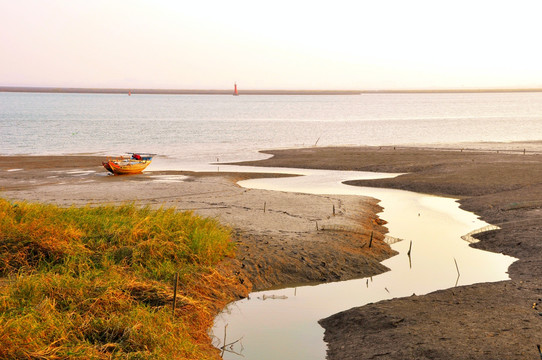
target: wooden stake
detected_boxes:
[454,258,460,277]
[172,273,179,316]
[263,202,266,213]
[407,240,413,268]
[454,258,461,287]
[315,221,319,231]
[369,231,373,248]
[333,204,335,216]
[221,324,228,357]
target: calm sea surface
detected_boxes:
[2,92,542,163]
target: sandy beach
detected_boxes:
[2,143,542,359]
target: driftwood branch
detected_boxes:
[220,324,244,357]
[222,337,244,350]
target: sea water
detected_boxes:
[2,91,542,161]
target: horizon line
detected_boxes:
[2,86,542,95]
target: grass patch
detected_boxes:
[0,198,245,359]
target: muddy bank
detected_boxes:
[239,145,542,359]
[0,155,394,292]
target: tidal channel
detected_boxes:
[210,167,516,360]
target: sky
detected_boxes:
[1,0,542,90]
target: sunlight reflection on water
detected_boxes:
[211,167,516,360]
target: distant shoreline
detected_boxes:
[2,86,542,95]
[0,86,361,95]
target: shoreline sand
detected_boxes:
[3,143,542,359]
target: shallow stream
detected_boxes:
[210,167,516,360]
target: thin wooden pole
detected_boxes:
[454,258,460,277]
[454,258,461,287]
[407,240,413,269]
[221,324,228,357]
[369,231,373,248]
[172,273,179,316]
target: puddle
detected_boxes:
[211,168,517,360]
[148,175,188,183]
[65,170,96,176]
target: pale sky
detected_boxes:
[1,0,542,90]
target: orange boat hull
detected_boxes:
[103,159,151,175]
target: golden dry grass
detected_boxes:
[0,198,243,359]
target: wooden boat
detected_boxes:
[102,153,154,175]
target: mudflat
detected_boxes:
[237,143,542,359]
[3,142,542,359]
[0,155,393,292]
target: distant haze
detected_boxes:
[2,0,542,90]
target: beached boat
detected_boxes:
[103,153,154,175]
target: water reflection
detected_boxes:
[211,168,516,360]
